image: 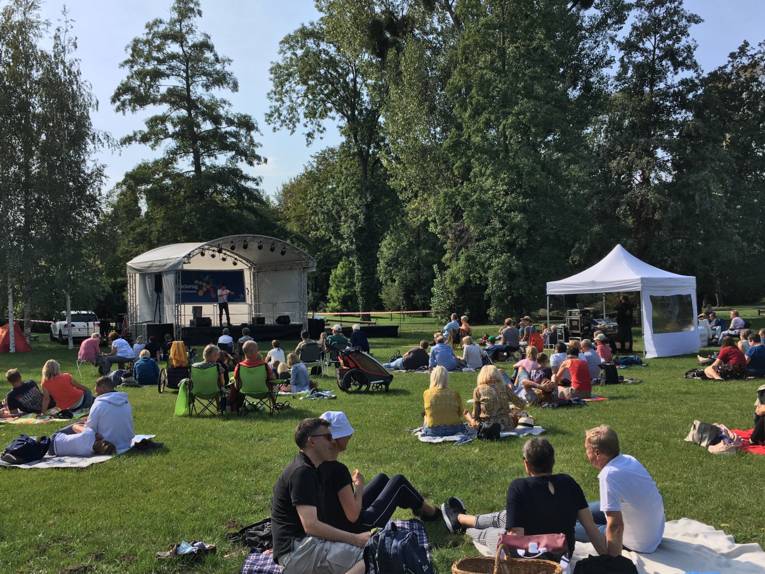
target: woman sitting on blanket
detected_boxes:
[317,411,443,532]
[464,365,524,432]
[40,360,95,415]
[553,345,592,400]
[704,336,747,381]
[422,366,467,437]
[521,353,557,405]
[513,346,540,388]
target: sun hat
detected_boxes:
[595,333,607,342]
[320,411,355,439]
[516,416,535,428]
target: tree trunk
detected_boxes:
[66,291,73,350]
[7,273,15,353]
[22,284,31,337]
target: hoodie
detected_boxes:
[86,391,134,454]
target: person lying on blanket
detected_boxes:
[2,369,44,416]
[441,437,607,562]
[49,426,116,457]
[575,425,665,555]
[271,417,369,574]
[68,376,135,454]
[317,410,443,535]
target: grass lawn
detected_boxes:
[1,310,764,573]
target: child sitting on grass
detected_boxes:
[1,369,44,416]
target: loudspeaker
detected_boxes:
[253,316,266,325]
[154,274,163,294]
[192,306,203,318]
[275,315,291,326]
[191,317,212,328]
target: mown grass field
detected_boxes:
[0,309,764,573]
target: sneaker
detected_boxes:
[441,498,465,533]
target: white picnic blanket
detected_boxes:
[0,434,156,469]
[570,518,765,573]
[414,426,545,444]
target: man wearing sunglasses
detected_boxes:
[271,417,369,574]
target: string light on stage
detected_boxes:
[230,242,236,251]
[280,247,286,256]
[258,241,263,250]
[232,260,238,266]
[200,250,206,257]
[222,255,227,262]
[217,245,223,254]
[242,240,248,249]
[210,252,216,259]
[270,242,275,252]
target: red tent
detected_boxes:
[0,322,32,352]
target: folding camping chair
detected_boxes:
[76,359,96,379]
[188,365,223,416]
[237,363,282,415]
[298,341,323,376]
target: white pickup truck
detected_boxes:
[50,311,99,343]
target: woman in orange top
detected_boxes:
[553,346,592,399]
[40,359,94,413]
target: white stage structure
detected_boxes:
[546,244,699,358]
[126,235,316,336]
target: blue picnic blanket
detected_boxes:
[240,519,432,574]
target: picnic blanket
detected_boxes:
[570,518,765,573]
[732,428,765,455]
[0,434,156,469]
[240,519,432,574]
[413,425,545,445]
[0,408,89,425]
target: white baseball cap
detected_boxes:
[320,411,355,439]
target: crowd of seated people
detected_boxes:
[269,416,666,573]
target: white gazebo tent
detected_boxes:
[126,235,316,336]
[546,244,699,358]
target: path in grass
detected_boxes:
[0,313,763,573]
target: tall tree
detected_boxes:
[111,0,269,243]
[0,1,104,344]
[268,0,394,313]
[603,0,701,258]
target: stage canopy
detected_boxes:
[546,244,698,358]
[126,235,316,335]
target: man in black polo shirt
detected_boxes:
[271,418,369,574]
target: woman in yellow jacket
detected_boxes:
[422,366,466,436]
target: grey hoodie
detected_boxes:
[86,391,134,454]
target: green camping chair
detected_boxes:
[237,363,281,415]
[189,365,223,416]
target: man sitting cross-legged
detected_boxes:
[442,438,606,560]
[271,417,369,574]
[576,425,665,555]
[317,411,442,534]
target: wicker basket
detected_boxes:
[452,556,562,574]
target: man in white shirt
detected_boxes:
[576,425,665,556]
[98,331,136,375]
[217,284,233,326]
[578,339,602,381]
[720,309,745,340]
[217,327,234,353]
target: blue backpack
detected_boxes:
[364,523,434,574]
[2,434,51,464]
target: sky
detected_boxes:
[33,0,765,200]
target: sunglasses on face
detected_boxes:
[310,433,333,441]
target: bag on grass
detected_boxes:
[226,517,272,552]
[364,522,434,574]
[599,363,619,385]
[2,434,51,464]
[499,532,566,561]
[477,422,502,440]
[684,368,708,380]
[684,420,722,448]
[174,379,191,416]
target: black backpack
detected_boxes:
[2,434,51,464]
[364,523,434,574]
[599,363,619,385]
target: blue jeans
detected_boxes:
[383,358,404,370]
[421,423,466,437]
[575,500,606,543]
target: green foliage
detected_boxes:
[108,0,274,276]
[0,0,105,321]
[326,257,357,311]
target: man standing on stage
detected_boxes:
[217,284,233,327]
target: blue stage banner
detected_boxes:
[180,270,246,303]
